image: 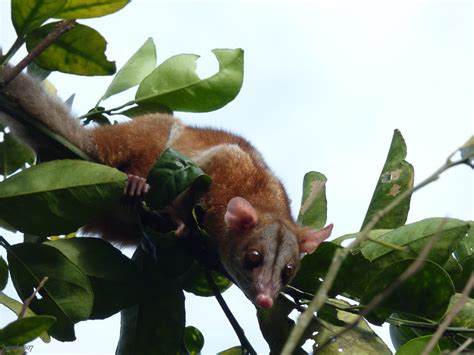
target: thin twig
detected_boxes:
[314,226,441,353]
[204,269,256,355]
[0,20,75,86]
[18,276,49,319]
[421,273,474,355]
[450,337,473,355]
[387,316,474,333]
[281,149,472,355]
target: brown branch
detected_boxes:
[18,276,48,319]
[451,337,473,355]
[421,272,474,355]
[314,226,440,353]
[0,19,75,86]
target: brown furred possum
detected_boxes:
[0,68,333,309]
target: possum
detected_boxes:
[0,67,332,309]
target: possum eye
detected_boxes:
[281,263,295,284]
[243,249,263,269]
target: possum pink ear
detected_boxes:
[298,224,333,254]
[225,197,258,232]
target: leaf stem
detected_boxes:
[1,37,25,65]
[366,236,407,252]
[281,146,473,355]
[204,269,256,355]
[387,316,474,333]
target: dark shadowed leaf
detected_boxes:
[11,0,67,35]
[6,243,93,341]
[26,22,116,75]
[361,218,469,269]
[116,248,185,355]
[396,335,441,355]
[100,37,156,102]
[183,326,205,355]
[45,238,140,319]
[0,316,55,346]
[54,0,129,19]
[0,160,126,235]
[0,131,35,176]
[0,256,7,290]
[362,260,455,325]
[135,49,244,112]
[454,255,474,297]
[389,324,419,351]
[146,148,211,210]
[361,130,414,230]
[297,171,327,229]
[183,263,232,297]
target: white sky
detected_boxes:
[0,0,473,354]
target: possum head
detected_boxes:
[221,197,333,309]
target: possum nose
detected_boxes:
[255,294,273,308]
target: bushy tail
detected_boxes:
[0,66,97,161]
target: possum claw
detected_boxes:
[124,174,150,197]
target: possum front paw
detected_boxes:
[124,174,150,197]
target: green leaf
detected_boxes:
[396,335,442,355]
[291,242,375,300]
[44,238,140,319]
[297,172,327,229]
[26,22,116,76]
[362,260,455,324]
[441,255,463,280]
[11,0,67,36]
[0,160,126,235]
[0,256,7,290]
[218,346,244,355]
[389,324,419,351]
[454,255,474,297]
[257,296,306,355]
[459,136,474,167]
[6,243,94,341]
[183,263,232,297]
[145,148,211,210]
[54,0,129,19]
[0,292,51,343]
[0,316,55,346]
[135,48,244,113]
[454,222,474,260]
[445,293,474,329]
[312,304,392,354]
[0,131,35,176]
[100,37,157,102]
[361,130,414,230]
[183,326,205,355]
[361,218,469,269]
[116,248,185,355]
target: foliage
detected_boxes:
[0,1,472,354]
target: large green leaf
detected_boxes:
[0,316,55,346]
[100,37,157,102]
[0,256,7,290]
[11,0,67,36]
[361,218,469,269]
[312,303,392,354]
[396,335,441,355]
[145,148,211,210]
[0,131,35,176]
[54,0,129,19]
[297,171,327,229]
[362,260,455,324]
[26,22,116,76]
[0,160,126,235]
[116,249,185,355]
[44,238,140,319]
[183,326,205,355]
[6,243,93,341]
[361,130,414,230]
[135,48,244,112]
[0,292,51,343]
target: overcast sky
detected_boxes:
[1,0,472,354]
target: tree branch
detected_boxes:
[421,273,474,355]
[18,276,49,319]
[0,19,75,86]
